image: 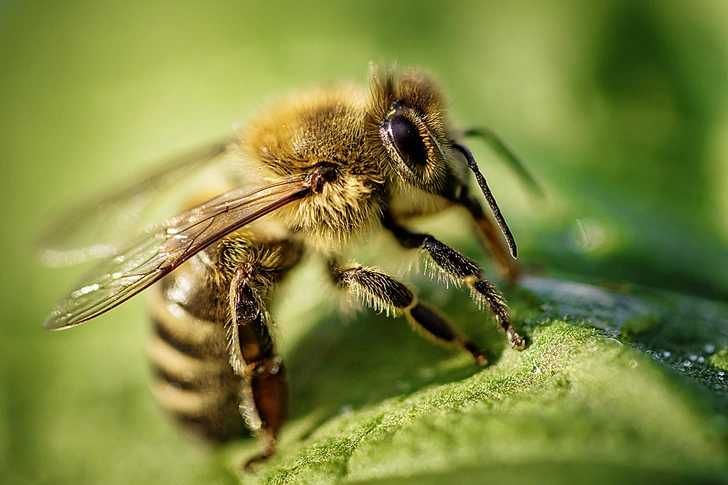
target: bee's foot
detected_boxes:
[465,342,489,367]
[242,451,273,473]
[507,329,526,350]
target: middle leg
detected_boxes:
[329,261,488,365]
[382,212,526,350]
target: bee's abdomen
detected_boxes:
[148,285,246,442]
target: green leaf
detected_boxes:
[234,277,728,484]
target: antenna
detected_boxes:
[453,143,517,259]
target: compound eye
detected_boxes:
[379,100,446,191]
[388,113,429,168]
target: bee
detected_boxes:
[40,64,540,468]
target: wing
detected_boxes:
[43,176,311,331]
[36,138,233,267]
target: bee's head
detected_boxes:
[367,65,454,193]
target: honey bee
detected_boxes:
[40,64,540,468]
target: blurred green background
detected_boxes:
[2,1,728,484]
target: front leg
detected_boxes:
[382,213,526,350]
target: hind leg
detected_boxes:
[227,262,288,470]
[221,236,302,469]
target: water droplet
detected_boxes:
[569,218,606,253]
[396,381,411,392]
[689,354,698,362]
[629,360,638,368]
[339,405,353,415]
[662,351,671,358]
[697,356,705,363]
[704,343,716,354]
[682,360,692,368]
[419,368,435,380]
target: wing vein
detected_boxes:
[44,176,311,330]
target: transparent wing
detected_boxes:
[44,176,311,330]
[36,138,233,267]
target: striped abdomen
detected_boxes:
[147,254,247,441]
